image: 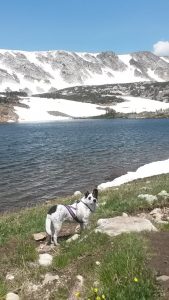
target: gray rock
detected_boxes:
[43,273,59,285]
[74,191,82,196]
[95,216,157,237]
[6,293,20,300]
[66,234,80,243]
[150,207,169,224]
[33,232,46,241]
[156,275,169,282]
[122,212,128,217]
[6,274,15,281]
[38,253,53,266]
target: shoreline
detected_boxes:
[1,158,169,215]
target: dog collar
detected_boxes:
[81,201,95,213]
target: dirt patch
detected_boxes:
[146,232,169,299]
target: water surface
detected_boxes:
[0,119,169,212]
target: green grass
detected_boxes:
[53,231,158,300]
[1,173,169,299]
[98,233,158,300]
[0,195,75,246]
[95,174,169,218]
[0,206,46,246]
[0,278,7,300]
[53,231,110,270]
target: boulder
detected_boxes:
[95,216,157,237]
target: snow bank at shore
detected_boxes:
[98,158,169,190]
[14,97,106,122]
[111,96,169,114]
[14,94,169,123]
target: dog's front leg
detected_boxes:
[80,220,89,231]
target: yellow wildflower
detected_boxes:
[96,297,101,300]
[75,291,81,297]
[94,288,98,293]
[102,295,106,299]
[133,277,139,282]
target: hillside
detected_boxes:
[0,49,169,94]
[0,49,169,122]
[1,81,169,122]
[1,173,169,299]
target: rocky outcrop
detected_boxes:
[95,216,157,237]
[37,81,169,104]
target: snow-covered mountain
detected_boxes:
[0,49,169,94]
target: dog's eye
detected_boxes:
[88,196,91,200]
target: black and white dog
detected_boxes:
[45,188,98,245]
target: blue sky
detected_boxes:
[0,0,169,53]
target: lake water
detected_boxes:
[0,119,169,212]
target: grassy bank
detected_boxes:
[1,174,169,299]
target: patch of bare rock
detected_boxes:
[95,216,157,236]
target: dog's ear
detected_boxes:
[84,191,90,198]
[92,188,98,199]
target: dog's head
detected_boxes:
[82,188,98,211]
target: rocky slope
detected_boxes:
[36,81,169,104]
[0,49,169,94]
[0,49,169,122]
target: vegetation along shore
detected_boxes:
[1,173,169,299]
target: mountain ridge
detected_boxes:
[0,49,169,94]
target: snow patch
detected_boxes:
[98,158,169,190]
[111,96,169,113]
[14,97,106,122]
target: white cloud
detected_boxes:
[153,41,169,56]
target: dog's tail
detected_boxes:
[45,214,52,236]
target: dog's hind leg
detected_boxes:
[46,234,52,245]
[52,221,62,245]
[45,214,53,245]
